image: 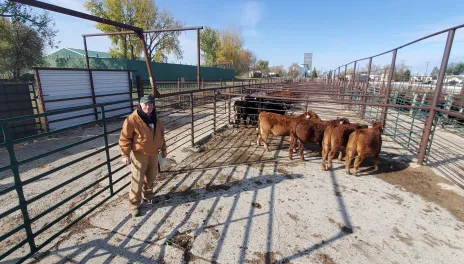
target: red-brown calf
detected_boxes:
[257,110,320,152]
[345,121,384,176]
[289,117,350,160]
[321,123,368,171]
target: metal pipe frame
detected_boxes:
[417,29,455,165]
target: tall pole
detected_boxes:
[137,31,158,97]
[417,30,455,165]
[197,28,201,90]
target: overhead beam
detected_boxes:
[82,26,204,37]
[9,0,143,32]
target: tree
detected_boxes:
[257,60,269,73]
[288,63,300,78]
[215,26,243,73]
[84,0,184,61]
[402,69,411,82]
[430,67,439,77]
[0,19,45,81]
[446,62,464,75]
[200,26,219,66]
[311,67,318,79]
[0,1,58,48]
[236,49,255,74]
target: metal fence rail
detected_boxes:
[0,80,278,263]
[323,24,464,165]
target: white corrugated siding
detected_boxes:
[38,69,133,131]
[92,71,132,119]
[38,69,94,130]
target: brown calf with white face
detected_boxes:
[345,121,384,176]
[321,123,369,171]
[257,110,320,152]
[289,117,351,161]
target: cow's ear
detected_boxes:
[371,120,375,126]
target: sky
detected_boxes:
[43,0,464,75]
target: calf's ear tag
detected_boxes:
[339,121,343,124]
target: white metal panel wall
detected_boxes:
[92,71,132,119]
[38,69,95,130]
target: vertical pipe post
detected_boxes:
[361,57,373,119]
[128,71,134,109]
[100,106,113,195]
[213,88,217,133]
[380,49,397,125]
[136,31,158,97]
[190,93,195,147]
[197,28,201,90]
[417,29,455,165]
[2,124,37,252]
[83,36,98,121]
[134,75,140,98]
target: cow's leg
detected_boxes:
[353,154,365,177]
[374,153,380,172]
[261,131,270,152]
[289,136,294,160]
[337,151,343,161]
[321,144,328,171]
[345,150,354,175]
[256,131,262,146]
[327,149,337,170]
[299,140,305,161]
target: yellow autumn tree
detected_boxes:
[84,0,183,61]
[215,26,244,73]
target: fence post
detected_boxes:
[417,29,455,165]
[136,75,144,97]
[177,78,181,108]
[410,93,418,115]
[83,37,99,122]
[213,88,217,133]
[380,49,397,125]
[361,57,373,119]
[190,93,195,147]
[2,124,37,253]
[100,106,114,195]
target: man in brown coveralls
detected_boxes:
[119,94,167,217]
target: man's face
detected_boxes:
[140,102,153,115]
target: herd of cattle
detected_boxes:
[233,95,383,176]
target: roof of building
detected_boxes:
[48,47,111,58]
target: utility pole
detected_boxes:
[425,61,430,77]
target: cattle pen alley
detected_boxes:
[1,1,464,264]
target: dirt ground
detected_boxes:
[1,97,464,264]
[11,125,464,264]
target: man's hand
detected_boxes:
[162,150,167,159]
[122,156,131,165]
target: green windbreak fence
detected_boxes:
[45,57,235,81]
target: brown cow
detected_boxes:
[345,121,384,176]
[257,110,321,152]
[289,117,350,160]
[321,123,368,171]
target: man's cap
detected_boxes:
[140,94,154,104]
